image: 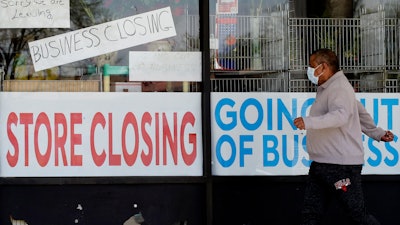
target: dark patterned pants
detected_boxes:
[301,161,380,225]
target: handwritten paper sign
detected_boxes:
[129,51,202,81]
[28,7,177,71]
[0,0,70,28]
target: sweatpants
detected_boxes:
[301,161,380,225]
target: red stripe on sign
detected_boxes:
[216,17,237,24]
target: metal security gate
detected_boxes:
[360,11,385,71]
[288,17,386,72]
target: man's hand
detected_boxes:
[381,130,394,142]
[294,117,305,130]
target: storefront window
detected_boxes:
[0,0,199,92]
[209,0,288,76]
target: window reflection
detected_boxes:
[0,0,200,92]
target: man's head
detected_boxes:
[308,48,339,85]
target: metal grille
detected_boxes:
[211,77,287,92]
[211,76,397,93]
[384,18,400,70]
[384,79,398,92]
[289,79,316,92]
[288,12,400,72]
[289,17,383,71]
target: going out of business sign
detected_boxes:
[211,92,400,176]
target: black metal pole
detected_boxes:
[199,1,212,225]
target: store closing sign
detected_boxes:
[211,93,400,176]
[0,92,202,177]
[28,7,176,71]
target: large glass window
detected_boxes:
[209,0,288,72]
[0,0,199,92]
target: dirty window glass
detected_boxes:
[0,0,199,92]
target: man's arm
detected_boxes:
[357,100,394,142]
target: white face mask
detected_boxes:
[307,64,323,85]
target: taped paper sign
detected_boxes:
[28,7,177,71]
[0,0,70,28]
[129,51,202,81]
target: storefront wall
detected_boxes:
[0,1,400,225]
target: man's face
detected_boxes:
[309,54,329,85]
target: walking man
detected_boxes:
[293,48,394,225]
